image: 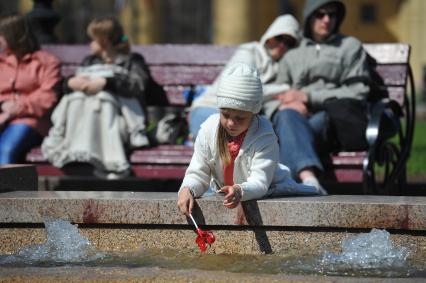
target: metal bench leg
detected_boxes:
[363,149,376,194]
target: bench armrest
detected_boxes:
[366,99,401,148]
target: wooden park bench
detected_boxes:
[27,45,235,188]
[26,43,415,194]
[329,43,415,195]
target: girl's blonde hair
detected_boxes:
[216,114,259,166]
[217,122,231,165]
[87,16,130,54]
[0,14,39,58]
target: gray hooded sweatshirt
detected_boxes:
[274,0,370,113]
[191,14,300,113]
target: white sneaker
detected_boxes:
[130,132,150,149]
[94,169,130,180]
[303,176,328,196]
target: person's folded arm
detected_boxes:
[104,53,150,98]
[13,55,61,118]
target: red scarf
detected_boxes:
[223,130,247,186]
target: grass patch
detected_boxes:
[407,119,426,175]
[373,119,426,178]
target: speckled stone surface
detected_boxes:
[0,228,46,254]
[1,191,426,259]
[0,191,425,230]
[1,191,426,281]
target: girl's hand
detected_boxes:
[279,101,308,116]
[177,187,194,216]
[68,76,90,92]
[278,89,308,104]
[1,100,20,116]
[85,77,107,95]
[220,185,242,209]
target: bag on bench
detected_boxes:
[154,112,188,145]
[324,98,368,152]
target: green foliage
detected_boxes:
[407,120,426,175]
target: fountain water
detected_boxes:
[316,229,412,277]
[0,219,424,279]
[0,219,104,265]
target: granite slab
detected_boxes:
[0,191,425,230]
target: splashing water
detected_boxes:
[0,219,105,265]
[317,229,411,276]
[0,222,422,278]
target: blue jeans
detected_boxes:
[189,106,218,139]
[272,109,327,178]
[0,124,42,164]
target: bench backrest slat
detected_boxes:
[374,65,408,86]
[43,45,90,64]
[43,44,236,65]
[150,65,223,85]
[42,43,410,108]
[133,44,236,65]
[363,43,410,64]
[387,87,405,105]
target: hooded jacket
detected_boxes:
[191,14,300,115]
[179,114,318,201]
[303,0,346,38]
[275,0,370,112]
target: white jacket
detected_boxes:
[179,114,318,201]
[191,14,300,117]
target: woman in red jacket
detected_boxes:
[0,14,61,164]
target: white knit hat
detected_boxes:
[216,62,263,114]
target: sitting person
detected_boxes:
[177,63,320,216]
[0,14,60,164]
[42,17,151,179]
[187,14,300,139]
[272,0,371,194]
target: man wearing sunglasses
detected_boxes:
[271,0,370,194]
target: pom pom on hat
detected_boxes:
[216,62,263,114]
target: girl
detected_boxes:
[42,17,150,179]
[0,14,60,164]
[177,63,320,215]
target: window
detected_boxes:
[360,4,377,24]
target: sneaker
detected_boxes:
[94,169,130,180]
[105,171,130,180]
[303,176,328,196]
[130,132,150,149]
